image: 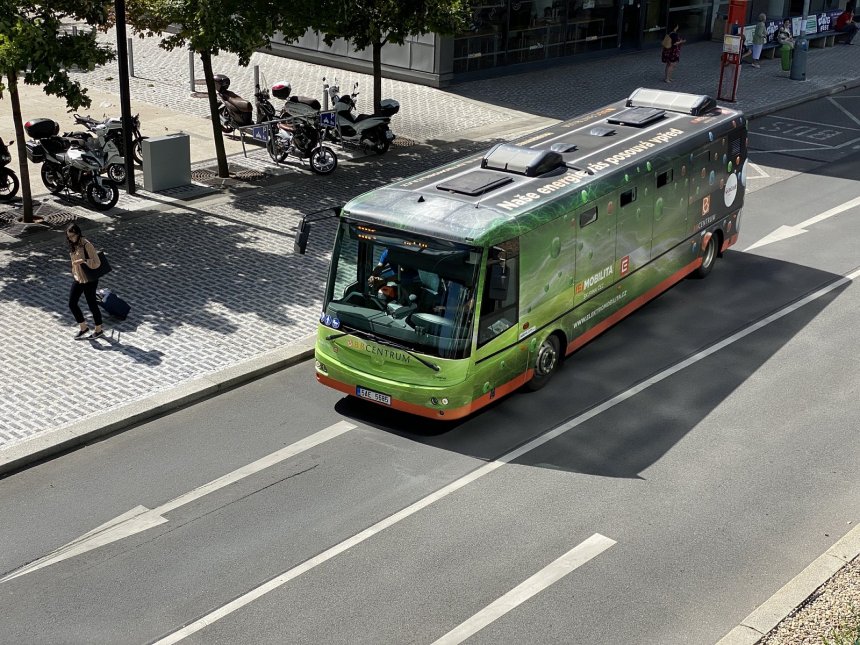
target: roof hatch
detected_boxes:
[607,106,666,127]
[481,144,564,177]
[437,170,513,196]
[626,87,717,116]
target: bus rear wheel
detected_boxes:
[526,334,561,391]
[693,232,719,278]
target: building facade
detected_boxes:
[269,0,843,87]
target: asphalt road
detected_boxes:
[1,92,859,645]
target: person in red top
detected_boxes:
[835,3,858,44]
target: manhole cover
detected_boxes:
[191,169,218,181]
[0,212,17,223]
[41,211,79,226]
[233,169,266,181]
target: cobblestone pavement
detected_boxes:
[2,28,859,455]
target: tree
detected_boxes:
[127,0,310,178]
[311,0,470,113]
[0,1,114,223]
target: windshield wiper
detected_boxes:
[326,326,440,372]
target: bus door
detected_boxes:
[615,178,652,278]
[574,195,617,307]
[650,157,689,259]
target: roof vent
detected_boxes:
[550,142,578,153]
[626,87,717,116]
[437,170,514,197]
[607,107,666,127]
[481,144,564,177]
[589,126,616,137]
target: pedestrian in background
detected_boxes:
[661,24,685,83]
[835,2,858,44]
[66,223,104,340]
[750,13,767,66]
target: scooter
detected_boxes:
[324,79,399,154]
[213,74,253,133]
[0,137,20,201]
[25,118,120,211]
[71,113,145,166]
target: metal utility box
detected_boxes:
[142,133,191,192]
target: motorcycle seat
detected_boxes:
[221,90,253,113]
[41,137,72,155]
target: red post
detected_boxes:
[717,0,748,102]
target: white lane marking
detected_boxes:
[430,533,616,645]
[745,195,860,251]
[756,113,860,131]
[153,266,860,645]
[827,97,860,128]
[745,162,770,179]
[0,421,356,583]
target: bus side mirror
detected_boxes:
[489,263,508,301]
[294,218,311,255]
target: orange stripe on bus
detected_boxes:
[566,258,700,356]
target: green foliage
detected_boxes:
[821,603,860,645]
[0,0,114,110]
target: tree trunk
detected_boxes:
[200,50,229,178]
[7,72,33,224]
[372,41,383,115]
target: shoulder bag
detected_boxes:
[82,243,112,281]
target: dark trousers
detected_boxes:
[838,22,858,43]
[69,280,102,326]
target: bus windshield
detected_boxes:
[323,221,482,359]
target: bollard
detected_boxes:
[189,50,195,92]
[72,26,78,37]
[127,37,135,77]
[253,64,259,91]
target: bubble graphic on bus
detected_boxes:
[655,196,664,219]
[727,161,733,173]
[709,170,716,186]
[551,237,561,258]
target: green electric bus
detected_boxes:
[307,88,747,419]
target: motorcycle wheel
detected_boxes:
[85,180,120,211]
[266,138,288,164]
[0,169,20,201]
[373,139,391,155]
[108,164,127,184]
[309,146,338,175]
[132,138,144,166]
[41,163,65,195]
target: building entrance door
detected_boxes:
[619,0,643,48]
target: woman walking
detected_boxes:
[66,223,104,340]
[662,25,686,83]
[751,13,767,67]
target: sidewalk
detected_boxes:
[1,29,859,644]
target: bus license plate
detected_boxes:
[356,386,391,406]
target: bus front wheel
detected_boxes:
[526,334,561,391]
[693,232,719,278]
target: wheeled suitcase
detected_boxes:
[96,288,131,320]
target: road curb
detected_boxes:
[0,334,317,478]
[717,522,860,644]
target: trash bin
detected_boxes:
[142,133,191,192]
[780,44,792,71]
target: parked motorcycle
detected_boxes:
[214,74,253,133]
[253,79,338,174]
[72,113,144,166]
[323,79,398,154]
[0,136,20,201]
[25,118,120,211]
[64,119,127,184]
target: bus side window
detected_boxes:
[478,239,519,347]
[620,188,637,207]
[579,207,598,228]
[657,169,673,188]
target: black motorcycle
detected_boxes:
[72,113,145,166]
[254,81,337,174]
[0,137,20,201]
